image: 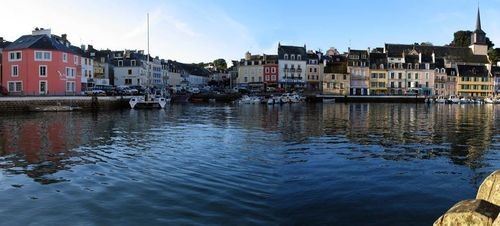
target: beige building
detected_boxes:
[237,52,264,91]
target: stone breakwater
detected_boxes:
[434,170,500,226]
[0,96,130,112]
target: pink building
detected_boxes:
[2,28,81,95]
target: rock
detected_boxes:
[493,213,500,226]
[477,170,500,206]
[433,199,500,226]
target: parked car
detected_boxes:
[128,85,146,95]
[94,85,116,96]
[85,88,106,96]
[116,86,138,95]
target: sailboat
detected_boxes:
[130,13,169,109]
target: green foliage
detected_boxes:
[450,30,495,49]
[488,48,499,64]
[450,30,472,47]
[213,58,227,70]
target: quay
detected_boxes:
[309,94,427,103]
[0,96,130,112]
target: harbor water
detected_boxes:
[0,103,499,225]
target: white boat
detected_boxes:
[267,96,280,105]
[280,93,304,104]
[459,97,471,104]
[484,97,494,104]
[447,95,460,104]
[435,96,446,104]
[129,95,168,109]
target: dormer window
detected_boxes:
[291,55,295,60]
[380,64,384,69]
[441,68,445,73]
[118,60,123,67]
[415,64,419,70]
[284,54,289,60]
[407,64,412,70]
[297,55,302,61]
[131,60,136,66]
[435,68,439,73]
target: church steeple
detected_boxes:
[470,7,488,55]
[476,7,483,32]
[472,7,486,45]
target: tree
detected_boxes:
[488,48,499,64]
[450,30,473,47]
[213,58,227,70]
[450,30,494,49]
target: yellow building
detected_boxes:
[456,65,493,97]
[323,55,349,95]
[369,52,388,95]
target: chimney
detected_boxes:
[0,37,3,43]
[418,52,422,63]
[432,52,436,63]
[81,45,86,52]
[61,34,67,41]
[32,28,52,36]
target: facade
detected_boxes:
[306,51,322,92]
[387,54,406,95]
[278,43,307,91]
[348,49,370,95]
[91,49,112,86]
[434,59,448,97]
[237,52,263,91]
[0,37,12,87]
[77,46,94,91]
[166,60,209,90]
[111,50,148,87]
[369,51,388,95]
[263,54,278,90]
[2,29,82,95]
[323,54,349,95]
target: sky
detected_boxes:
[2,0,500,65]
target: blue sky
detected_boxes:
[2,0,500,64]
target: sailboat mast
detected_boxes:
[147,13,150,89]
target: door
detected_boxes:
[39,81,47,95]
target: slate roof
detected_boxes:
[0,41,11,49]
[385,43,489,64]
[278,44,306,60]
[5,34,76,53]
[457,65,489,77]
[446,68,458,77]
[369,52,387,66]
[263,54,278,64]
[167,60,211,77]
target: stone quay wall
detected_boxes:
[0,96,130,112]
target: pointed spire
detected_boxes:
[476,7,482,31]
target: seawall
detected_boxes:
[0,96,130,112]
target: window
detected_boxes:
[371,73,377,79]
[271,67,276,73]
[284,54,288,60]
[66,81,76,92]
[378,82,385,87]
[11,65,19,77]
[125,79,132,85]
[425,73,429,80]
[66,67,76,77]
[343,74,347,80]
[314,68,317,73]
[74,56,79,64]
[39,65,47,77]
[398,73,402,79]
[118,60,123,67]
[35,51,52,61]
[258,77,262,82]
[63,53,68,62]
[271,75,276,81]
[380,64,384,69]
[441,68,446,74]
[407,73,412,79]
[297,55,302,61]
[8,51,22,61]
[379,73,385,79]
[398,82,402,88]
[265,68,270,73]
[407,64,412,70]
[425,82,429,88]
[415,73,419,79]
[390,72,395,79]
[244,77,248,82]
[390,82,395,88]
[371,82,378,87]
[291,55,295,60]
[415,64,419,70]
[7,81,22,92]
[128,69,132,75]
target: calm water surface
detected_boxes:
[0,103,499,225]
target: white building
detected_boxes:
[278,43,307,91]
